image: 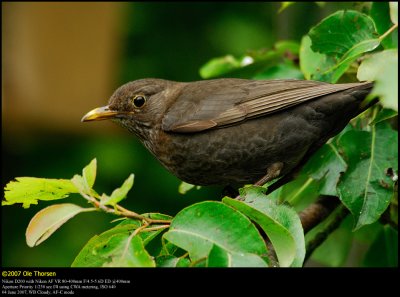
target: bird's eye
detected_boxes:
[132,95,146,108]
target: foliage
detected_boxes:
[2,2,398,267]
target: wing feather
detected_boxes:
[162,79,368,133]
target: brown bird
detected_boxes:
[82,78,373,188]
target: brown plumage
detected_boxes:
[82,78,373,186]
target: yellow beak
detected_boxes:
[81,106,119,122]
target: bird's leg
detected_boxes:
[236,162,284,200]
[263,142,330,195]
[254,162,284,186]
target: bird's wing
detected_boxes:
[161,79,367,133]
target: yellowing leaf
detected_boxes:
[26,203,96,247]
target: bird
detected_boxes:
[82,78,374,188]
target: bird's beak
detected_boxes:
[81,105,119,122]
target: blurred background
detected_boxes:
[2,2,355,267]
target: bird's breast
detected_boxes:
[144,115,313,185]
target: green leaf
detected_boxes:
[156,255,190,267]
[163,201,268,265]
[357,49,398,111]
[272,174,321,212]
[224,187,305,267]
[370,108,398,125]
[252,61,304,80]
[303,10,381,83]
[101,174,134,206]
[352,221,382,245]
[362,225,398,267]
[70,159,98,197]
[159,240,179,257]
[299,35,336,82]
[101,235,154,267]
[3,177,79,208]
[223,56,281,79]
[303,142,347,197]
[73,225,138,267]
[309,10,378,56]
[178,182,201,194]
[308,215,353,267]
[199,39,300,80]
[178,182,195,194]
[390,186,398,227]
[274,40,300,54]
[337,122,398,230]
[199,55,242,79]
[206,244,268,267]
[323,38,380,83]
[370,2,398,49]
[390,2,398,25]
[72,219,163,267]
[26,203,96,247]
[83,158,97,190]
[71,174,87,195]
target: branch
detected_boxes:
[299,195,342,233]
[299,195,350,263]
[304,205,349,262]
[80,191,171,225]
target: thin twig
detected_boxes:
[379,23,398,41]
[80,192,118,215]
[80,191,171,225]
[115,204,146,220]
[121,222,150,259]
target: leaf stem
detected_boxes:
[189,257,207,267]
[121,222,150,259]
[368,104,380,126]
[379,23,398,42]
[142,225,170,232]
[288,177,314,205]
[180,252,189,259]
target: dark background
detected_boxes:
[2,2,353,267]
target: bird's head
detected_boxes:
[82,78,181,138]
